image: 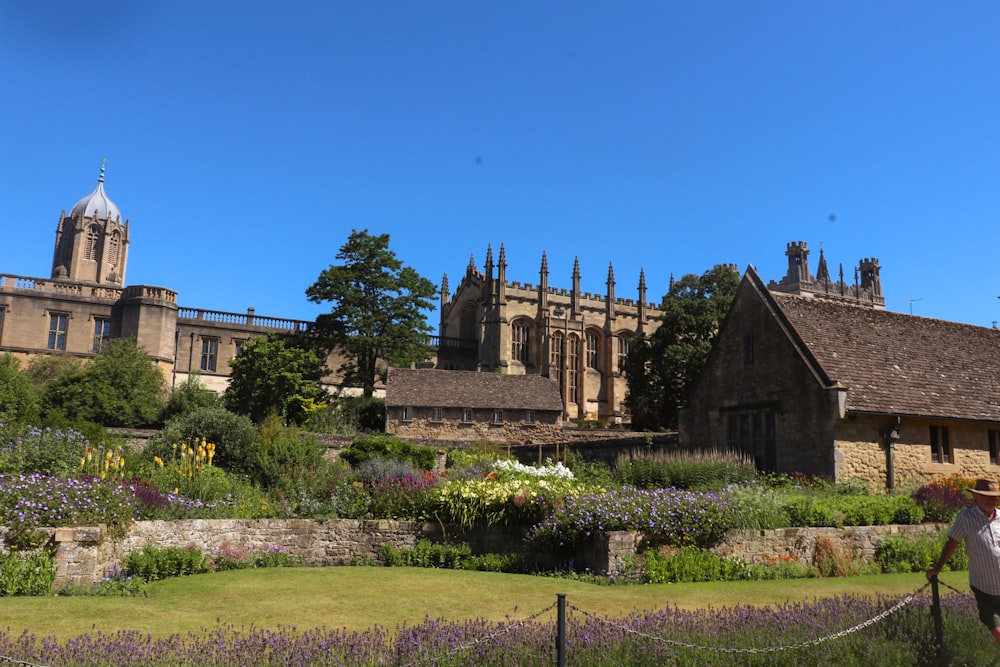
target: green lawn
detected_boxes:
[0,567,956,641]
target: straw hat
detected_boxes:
[971,479,1000,496]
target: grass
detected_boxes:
[0,567,955,641]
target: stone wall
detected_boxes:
[10,519,951,589]
[583,523,950,574]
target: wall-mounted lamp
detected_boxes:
[879,417,901,442]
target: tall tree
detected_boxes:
[625,264,740,430]
[0,353,40,425]
[306,229,437,398]
[41,338,168,427]
[224,333,326,424]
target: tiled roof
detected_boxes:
[385,368,564,411]
[767,289,1000,421]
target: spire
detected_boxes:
[815,245,831,286]
[497,243,507,304]
[466,253,476,275]
[440,273,450,308]
[606,262,616,321]
[571,256,581,316]
[637,268,648,335]
[538,250,549,312]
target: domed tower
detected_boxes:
[51,163,129,285]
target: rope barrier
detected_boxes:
[0,657,48,667]
[395,601,558,667]
[569,581,932,655]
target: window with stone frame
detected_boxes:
[616,334,629,373]
[84,226,100,261]
[92,317,111,354]
[550,331,563,382]
[524,409,535,424]
[493,409,503,424]
[725,409,776,473]
[106,231,120,267]
[567,334,580,404]
[586,330,600,370]
[401,406,413,421]
[462,408,474,423]
[930,425,951,464]
[47,313,69,351]
[989,430,1000,466]
[512,319,531,365]
[431,407,443,422]
[200,337,219,372]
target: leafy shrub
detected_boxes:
[780,492,923,527]
[0,353,40,425]
[615,448,755,491]
[912,475,974,523]
[340,435,437,471]
[211,542,302,571]
[162,375,220,420]
[252,417,327,490]
[0,424,92,477]
[146,407,258,477]
[355,457,441,520]
[380,540,527,573]
[309,396,385,434]
[58,566,146,597]
[124,545,210,582]
[875,532,968,574]
[0,549,56,596]
[642,546,768,583]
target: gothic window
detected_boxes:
[725,409,777,472]
[200,337,219,372]
[47,313,68,350]
[84,226,100,261]
[930,425,951,464]
[92,317,111,353]
[106,231,120,267]
[512,320,531,364]
[617,334,630,373]
[586,330,600,369]
[550,331,563,382]
[567,334,580,404]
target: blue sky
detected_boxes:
[2,2,999,328]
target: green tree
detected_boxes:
[145,406,258,477]
[224,333,326,424]
[41,338,168,427]
[625,264,740,430]
[163,374,220,420]
[306,229,437,398]
[0,353,40,425]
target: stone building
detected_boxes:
[0,170,336,394]
[384,367,563,444]
[435,244,663,423]
[681,243,1000,490]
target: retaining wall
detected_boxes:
[1,520,951,589]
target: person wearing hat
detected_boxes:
[927,478,1000,643]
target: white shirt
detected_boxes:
[948,505,1000,596]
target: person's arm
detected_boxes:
[926,537,960,580]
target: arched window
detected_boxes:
[106,231,120,267]
[84,226,100,261]
[511,320,531,364]
[586,330,600,370]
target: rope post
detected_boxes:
[556,593,567,667]
[931,576,944,666]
